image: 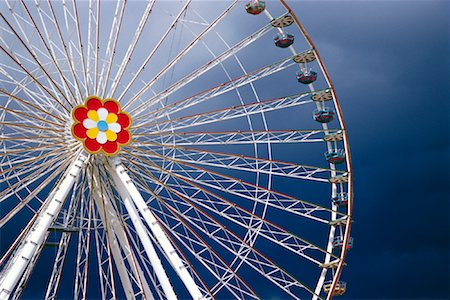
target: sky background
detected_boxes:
[1,0,448,299]
[296,0,449,298]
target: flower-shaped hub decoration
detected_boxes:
[72,96,132,156]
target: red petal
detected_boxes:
[86,97,103,110]
[104,100,120,114]
[73,107,88,122]
[117,113,131,129]
[73,123,87,139]
[116,130,131,144]
[102,141,119,155]
[85,138,101,153]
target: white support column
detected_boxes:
[108,166,177,300]
[0,153,86,300]
[91,175,154,300]
[109,158,204,300]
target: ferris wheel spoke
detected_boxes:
[45,169,86,300]
[1,130,61,145]
[122,0,241,112]
[125,155,336,265]
[134,129,334,146]
[0,106,65,130]
[106,0,156,99]
[113,1,192,102]
[0,44,71,114]
[122,164,260,299]
[124,148,338,224]
[0,122,63,134]
[124,148,333,224]
[96,0,126,99]
[167,188,336,265]
[134,89,312,136]
[0,145,67,174]
[64,0,89,97]
[123,215,214,299]
[160,192,321,299]
[133,91,313,134]
[0,71,67,121]
[0,135,63,145]
[85,0,100,96]
[0,13,73,110]
[0,142,65,158]
[131,54,302,125]
[0,158,72,228]
[123,11,276,114]
[124,156,338,269]
[0,150,73,202]
[90,205,119,300]
[0,158,67,194]
[16,0,78,106]
[128,163,320,299]
[0,88,66,124]
[159,179,335,265]
[134,142,342,183]
[151,208,260,299]
[42,0,84,100]
[73,185,93,300]
[34,0,83,100]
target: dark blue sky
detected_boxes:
[295,1,449,298]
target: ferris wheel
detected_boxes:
[0,0,353,299]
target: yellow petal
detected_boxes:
[87,110,99,122]
[87,127,99,139]
[106,113,118,124]
[105,130,117,141]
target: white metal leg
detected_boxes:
[0,153,86,300]
[109,158,204,300]
[108,166,177,300]
[91,175,153,300]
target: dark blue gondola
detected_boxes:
[332,236,354,250]
[324,149,346,164]
[323,280,347,296]
[332,192,349,206]
[297,70,317,84]
[313,107,334,123]
[274,33,294,48]
[245,0,265,15]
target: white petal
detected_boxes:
[108,122,121,133]
[96,131,107,144]
[97,108,108,121]
[83,119,97,129]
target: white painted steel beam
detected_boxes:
[91,173,153,300]
[109,157,204,300]
[108,162,177,300]
[0,153,86,299]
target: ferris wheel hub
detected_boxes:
[71,96,132,156]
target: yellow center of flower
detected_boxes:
[84,109,120,143]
